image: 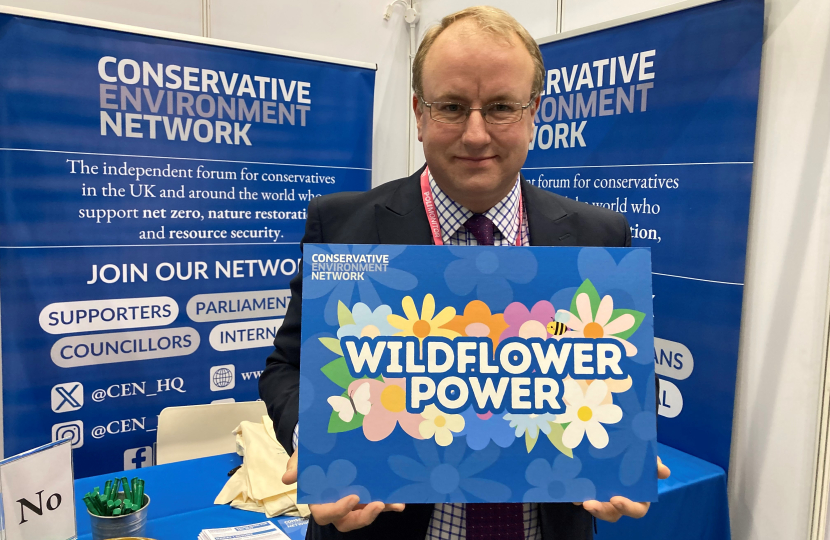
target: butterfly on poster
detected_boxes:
[326,381,371,422]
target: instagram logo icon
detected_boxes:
[52,420,84,449]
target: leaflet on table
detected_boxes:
[274,517,309,540]
[199,521,289,540]
[298,245,657,504]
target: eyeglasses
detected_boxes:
[419,97,535,125]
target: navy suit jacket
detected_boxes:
[260,167,631,540]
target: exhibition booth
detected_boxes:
[0,0,828,539]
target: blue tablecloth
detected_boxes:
[74,453,307,540]
[596,444,730,540]
[74,443,729,540]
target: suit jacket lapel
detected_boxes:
[521,177,579,246]
[375,168,434,245]
[374,169,577,247]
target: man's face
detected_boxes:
[414,20,539,212]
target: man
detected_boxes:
[260,6,669,539]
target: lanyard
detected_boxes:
[420,166,523,247]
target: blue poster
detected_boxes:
[0,10,375,477]
[298,245,657,503]
[527,0,762,469]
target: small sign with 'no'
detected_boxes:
[0,438,76,540]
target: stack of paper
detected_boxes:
[198,521,289,540]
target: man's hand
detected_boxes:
[282,450,299,485]
[283,451,404,532]
[578,457,671,522]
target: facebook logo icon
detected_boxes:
[124,446,154,470]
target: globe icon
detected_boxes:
[212,368,233,388]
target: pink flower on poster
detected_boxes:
[500,300,558,340]
[347,378,424,442]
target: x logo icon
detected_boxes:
[51,382,84,412]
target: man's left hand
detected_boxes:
[579,457,670,522]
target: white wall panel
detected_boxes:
[417,1,558,43]
[209,0,411,187]
[0,0,202,35]
[729,0,830,538]
[562,0,684,32]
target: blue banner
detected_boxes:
[527,0,763,470]
[0,11,375,477]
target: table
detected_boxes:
[74,443,729,540]
[74,453,307,540]
[597,444,731,540]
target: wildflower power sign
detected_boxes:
[298,245,656,503]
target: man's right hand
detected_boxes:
[283,451,405,532]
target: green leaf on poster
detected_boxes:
[525,431,539,452]
[319,337,343,356]
[320,357,355,389]
[337,301,355,327]
[569,279,601,320]
[546,423,573,458]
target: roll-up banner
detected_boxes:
[0,8,375,477]
[527,0,763,470]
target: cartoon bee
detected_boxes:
[546,318,567,336]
